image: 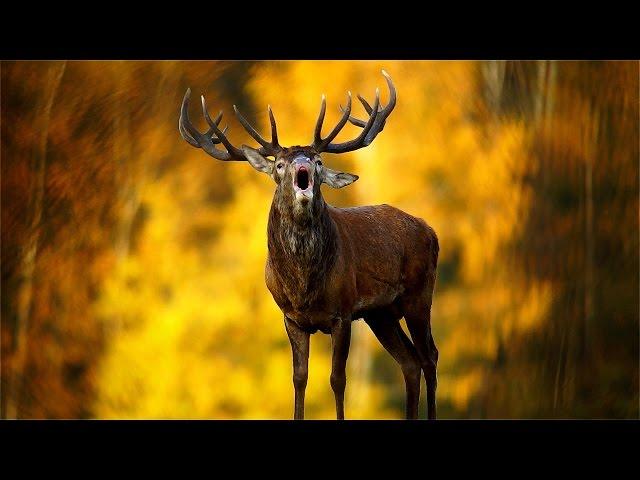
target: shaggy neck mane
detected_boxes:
[267,193,338,307]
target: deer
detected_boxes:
[178,70,439,420]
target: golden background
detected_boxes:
[1,60,638,418]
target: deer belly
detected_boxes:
[353,282,404,313]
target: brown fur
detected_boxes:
[266,202,439,333]
[263,146,440,420]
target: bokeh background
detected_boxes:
[1,60,638,419]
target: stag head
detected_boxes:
[179,70,396,222]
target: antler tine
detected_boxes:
[200,95,246,159]
[233,106,270,148]
[268,105,278,147]
[203,108,223,128]
[179,116,200,148]
[313,94,327,147]
[201,106,226,144]
[339,104,367,128]
[178,89,201,147]
[203,107,223,127]
[318,92,352,149]
[178,89,246,161]
[317,70,397,154]
[180,89,219,152]
[338,93,376,127]
[233,104,282,157]
[360,69,397,145]
[357,94,374,114]
[325,90,380,154]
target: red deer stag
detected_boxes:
[179,71,439,420]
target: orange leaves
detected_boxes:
[4,60,636,419]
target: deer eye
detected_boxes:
[316,160,322,167]
[276,162,284,170]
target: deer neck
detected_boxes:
[267,193,338,304]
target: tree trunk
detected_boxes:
[583,96,597,359]
[482,60,506,119]
[109,63,172,334]
[5,61,66,419]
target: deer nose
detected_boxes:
[293,158,312,170]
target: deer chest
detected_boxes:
[265,261,342,332]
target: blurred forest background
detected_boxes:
[1,60,638,419]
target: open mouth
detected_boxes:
[295,166,311,191]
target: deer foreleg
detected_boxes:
[330,318,352,420]
[285,316,310,420]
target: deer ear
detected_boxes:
[241,145,274,174]
[322,167,359,189]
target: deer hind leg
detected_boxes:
[404,291,438,419]
[366,314,421,419]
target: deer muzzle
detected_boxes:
[294,160,314,201]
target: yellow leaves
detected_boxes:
[92,60,546,419]
[508,282,553,335]
[441,369,485,410]
[457,124,529,283]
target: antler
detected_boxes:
[311,70,397,154]
[179,88,282,160]
[180,70,396,159]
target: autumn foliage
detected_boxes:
[1,60,638,418]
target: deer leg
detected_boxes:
[405,309,438,420]
[284,316,310,420]
[330,318,352,420]
[366,317,421,419]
